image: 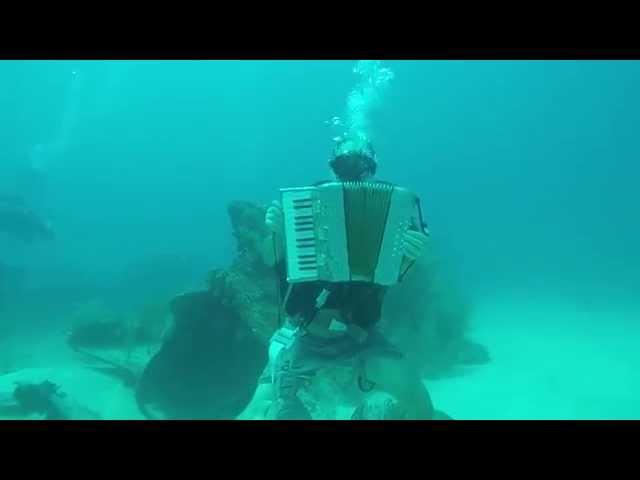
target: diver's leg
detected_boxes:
[236,359,280,420]
[272,350,314,420]
[270,335,322,420]
[364,355,434,420]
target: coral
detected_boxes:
[208,266,280,344]
[207,201,283,342]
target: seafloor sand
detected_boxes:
[0,329,147,420]
[1,294,639,420]
[427,295,640,420]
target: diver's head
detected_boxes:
[329,138,377,182]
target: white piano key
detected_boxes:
[295,246,317,256]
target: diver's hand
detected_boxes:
[265,200,284,236]
[262,201,286,267]
[402,229,429,261]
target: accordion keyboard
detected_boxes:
[282,188,319,281]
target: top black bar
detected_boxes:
[1,47,640,60]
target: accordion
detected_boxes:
[280,181,427,286]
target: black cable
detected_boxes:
[273,232,283,329]
[399,197,430,282]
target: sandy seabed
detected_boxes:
[427,294,640,420]
[2,293,639,420]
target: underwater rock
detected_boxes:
[135,290,267,420]
[208,267,280,344]
[66,299,171,351]
[297,365,361,420]
[432,409,454,420]
[10,380,102,420]
[350,393,454,420]
[227,201,272,271]
[351,392,407,420]
[67,319,130,350]
[66,300,125,349]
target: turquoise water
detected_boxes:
[1,60,639,419]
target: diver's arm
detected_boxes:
[399,229,429,280]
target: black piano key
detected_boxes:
[295,227,314,232]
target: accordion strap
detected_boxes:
[398,196,430,282]
[273,232,287,329]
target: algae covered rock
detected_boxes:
[207,201,283,342]
[66,300,129,350]
[135,290,267,419]
[66,299,171,351]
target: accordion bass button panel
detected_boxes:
[374,187,418,285]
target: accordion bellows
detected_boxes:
[281,181,423,286]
